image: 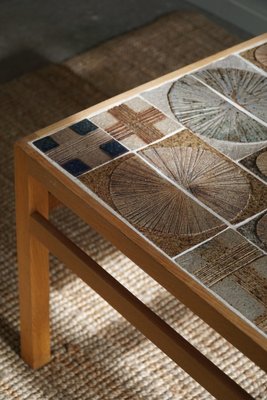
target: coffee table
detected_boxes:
[15,34,267,399]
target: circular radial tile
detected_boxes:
[256,213,267,247]
[141,146,251,221]
[109,157,221,237]
[168,76,267,143]
[255,43,267,68]
[256,150,267,177]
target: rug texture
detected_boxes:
[0,11,266,400]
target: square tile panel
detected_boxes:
[91,96,181,150]
[241,43,267,73]
[79,154,226,257]
[193,55,267,123]
[32,119,128,176]
[141,75,267,160]
[238,211,267,253]
[139,129,267,224]
[175,229,267,334]
[239,145,267,183]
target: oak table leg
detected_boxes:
[15,146,50,368]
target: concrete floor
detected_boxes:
[0,0,250,83]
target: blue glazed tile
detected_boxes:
[100,139,128,157]
[33,136,59,152]
[70,119,98,135]
[61,158,91,177]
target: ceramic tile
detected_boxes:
[142,76,267,160]
[193,55,267,123]
[91,96,181,150]
[79,154,225,257]
[239,145,267,183]
[241,43,267,73]
[238,211,267,253]
[139,130,267,224]
[32,119,128,176]
[175,229,267,334]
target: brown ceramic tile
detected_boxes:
[239,146,267,183]
[91,97,181,150]
[241,43,267,73]
[238,211,267,253]
[79,154,225,257]
[139,129,267,224]
[142,76,267,160]
[176,229,267,334]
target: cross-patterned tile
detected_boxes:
[91,97,181,150]
[33,119,128,176]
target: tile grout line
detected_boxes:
[191,73,267,128]
[135,146,267,231]
[235,159,267,186]
[173,208,267,261]
[234,222,267,255]
[172,226,230,261]
[183,128,267,184]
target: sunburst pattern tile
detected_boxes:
[32,119,128,176]
[240,146,267,183]
[241,43,267,73]
[91,97,181,150]
[238,211,267,253]
[142,76,267,160]
[193,55,267,123]
[175,229,267,334]
[79,154,225,257]
[139,130,267,224]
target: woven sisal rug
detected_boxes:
[0,11,266,399]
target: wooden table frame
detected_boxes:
[15,34,267,400]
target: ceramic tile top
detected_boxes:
[139,130,267,224]
[239,145,267,183]
[30,38,267,336]
[176,229,267,334]
[33,119,128,176]
[91,97,181,150]
[79,154,225,257]
[193,55,267,123]
[241,43,267,73]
